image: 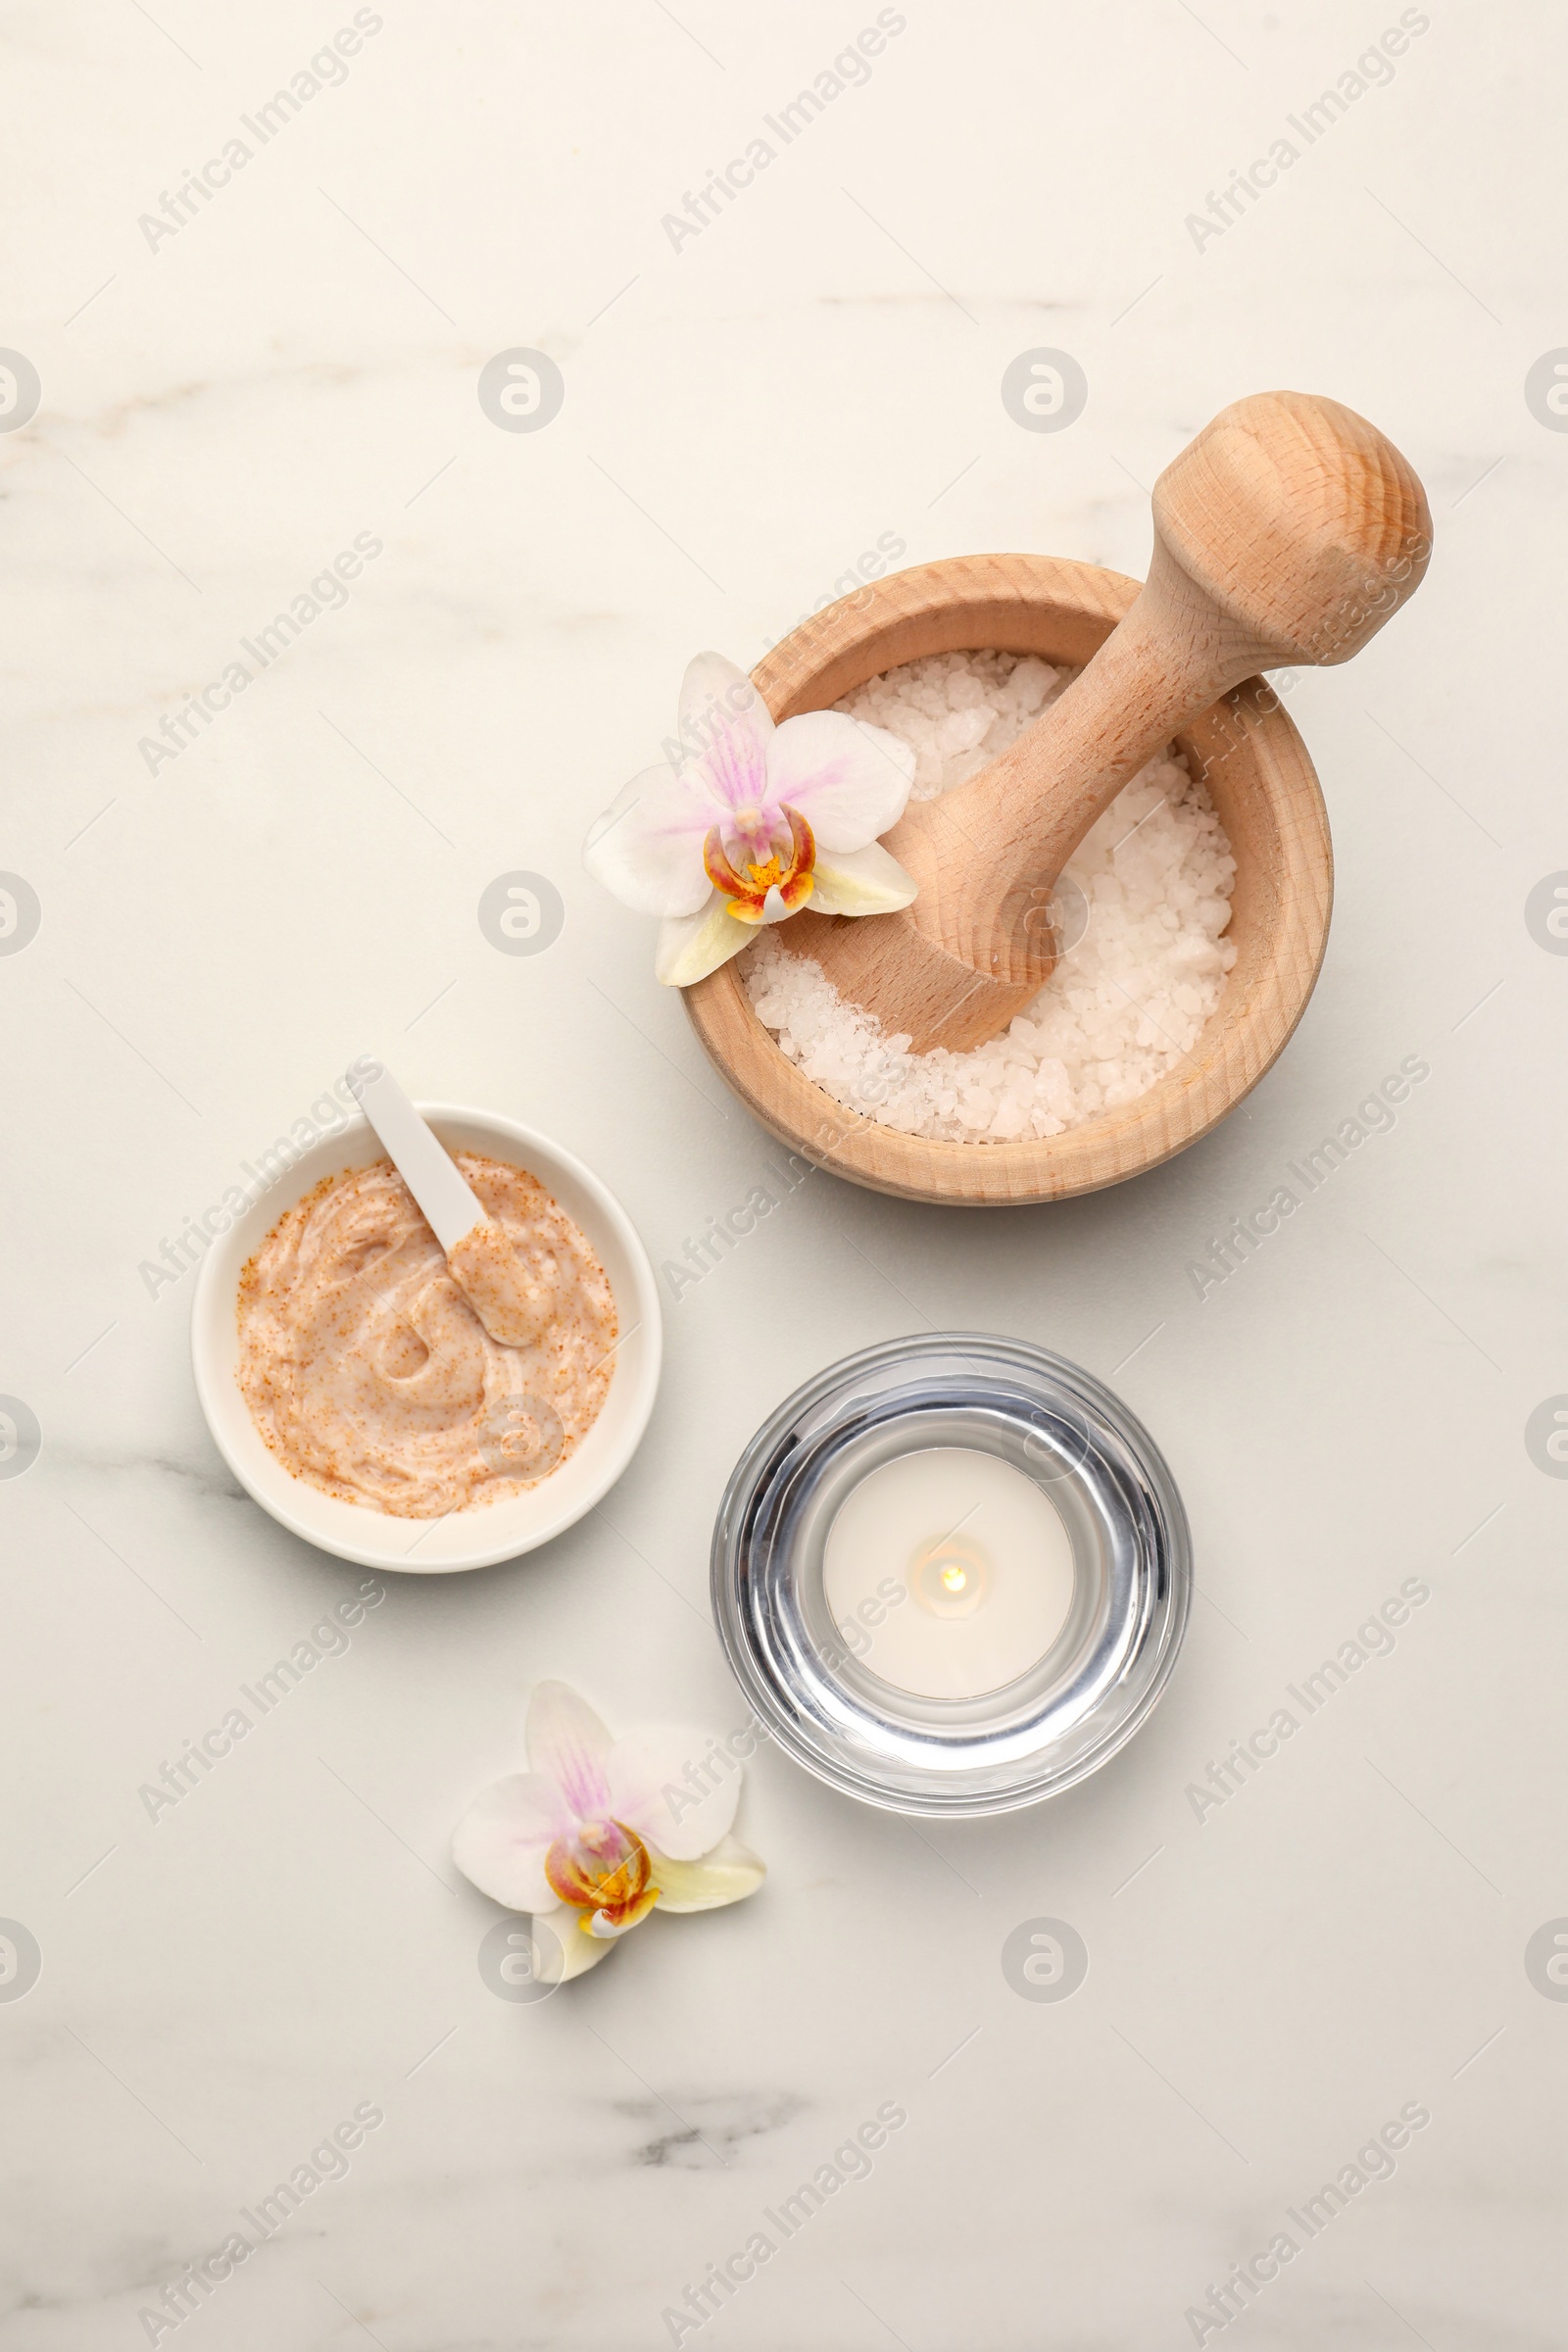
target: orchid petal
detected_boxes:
[526,1682,613,1822]
[531,1903,618,1983]
[677,655,775,824]
[649,1835,766,1913]
[763,713,914,851]
[606,1729,743,1861]
[451,1772,569,1911]
[655,897,756,987]
[808,838,919,917]
[583,762,716,919]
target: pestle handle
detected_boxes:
[884,391,1432,993]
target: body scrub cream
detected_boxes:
[236,1152,616,1517]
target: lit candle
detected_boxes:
[822,1446,1077,1700]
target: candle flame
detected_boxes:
[910,1533,989,1620]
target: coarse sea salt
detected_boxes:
[743,649,1238,1143]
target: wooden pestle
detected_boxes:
[781,391,1431,1053]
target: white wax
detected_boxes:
[821,1446,1077,1699]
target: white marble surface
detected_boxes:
[4,2,1566,2345]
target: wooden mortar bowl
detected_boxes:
[684,554,1332,1207]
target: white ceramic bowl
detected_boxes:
[191,1103,662,1573]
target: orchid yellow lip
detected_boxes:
[703,806,816,924]
[544,1818,662,1935]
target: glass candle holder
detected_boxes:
[710,1333,1192,1818]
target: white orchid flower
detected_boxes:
[453,1680,764,1984]
[583,651,918,986]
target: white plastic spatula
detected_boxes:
[347,1058,549,1350]
[349,1057,484,1250]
